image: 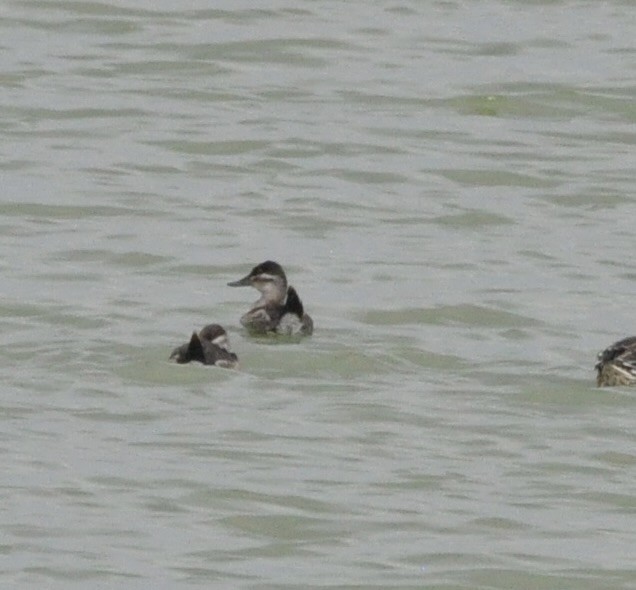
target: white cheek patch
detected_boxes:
[212,334,229,349]
[256,273,276,281]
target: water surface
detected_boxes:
[2,1,636,588]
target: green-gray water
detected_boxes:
[2,1,636,588]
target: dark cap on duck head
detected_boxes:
[227,260,286,287]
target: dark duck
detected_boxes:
[227,260,313,336]
[595,336,636,387]
[170,323,238,368]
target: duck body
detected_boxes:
[228,261,313,337]
[595,336,636,387]
[170,323,238,368]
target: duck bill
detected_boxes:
[227,274,251,287]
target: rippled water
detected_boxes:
[2,0,636,588]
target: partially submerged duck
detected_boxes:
[227,260,313,336]
[170,323,238,368]
[595,336,636,387]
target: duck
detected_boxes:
[227,260,313,336]
[595,336,636,386]
[170,323,238,368]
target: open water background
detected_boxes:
[1,1,636,588]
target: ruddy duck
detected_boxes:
[227,260,313,336]
[170,323,238,368]
[595,336,636,386]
